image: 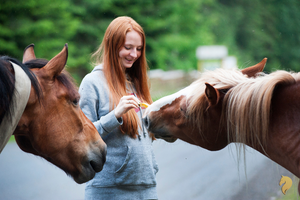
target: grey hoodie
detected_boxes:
[79,65,158,199]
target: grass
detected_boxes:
[149,72,196,102]
[9,135,15,142]
[151,88,182,101]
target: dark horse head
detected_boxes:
[0,44,106,184]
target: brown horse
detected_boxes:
[144,58,300,193]
[0,44,106,184]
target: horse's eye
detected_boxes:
[180,106,186,114]
[180,103,188,118]
[72,98,79,106]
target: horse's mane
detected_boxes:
[0,56,41,123]
[0,59,15,123]
[187,68,297,149]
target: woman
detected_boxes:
[79,16,159,200]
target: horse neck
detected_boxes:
[251,81,300,178]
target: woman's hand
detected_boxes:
[114,95,140,119]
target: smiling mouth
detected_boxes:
[125,58,134,62]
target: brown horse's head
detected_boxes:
[143,59,267,151]
[14,44,106,183]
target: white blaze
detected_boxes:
[145,84,197,115]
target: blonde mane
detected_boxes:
[187,68,298,149]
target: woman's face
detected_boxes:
[119,30,143,69]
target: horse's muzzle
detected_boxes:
[74,144,107,184]
[143,116,177,143]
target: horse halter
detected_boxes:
[0,62,31,153]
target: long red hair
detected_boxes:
[91,16,152,138]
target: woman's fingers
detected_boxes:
[121,95,140,106]
[115,95,140,118]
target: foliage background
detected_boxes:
[1,0,300,83]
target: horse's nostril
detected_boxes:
[90,160,98,171]
[89,147,106,173]
[143,116,150,129]
[90,156,104,172]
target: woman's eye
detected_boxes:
[125,46,130,50]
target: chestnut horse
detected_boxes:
[0,44,106,184]
[144,58,300,193]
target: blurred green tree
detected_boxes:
[214,0,300,72]
[68,0,216,80]
[1,0,300,83]
[0,0,79,63]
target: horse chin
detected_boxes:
[151,129,178,143]
[155,134,177,143]
[163,137,178,143]
[73,168,96,184]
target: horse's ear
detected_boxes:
[43,44,68,78]
[205,83,220,106]
[22,44,36,63]
[241,58,267,77]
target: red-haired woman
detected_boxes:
[79,16,158,199]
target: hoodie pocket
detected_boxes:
[114,145,158,186]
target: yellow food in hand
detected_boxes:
[139,102,149,108]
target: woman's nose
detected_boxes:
[130,49,137,58]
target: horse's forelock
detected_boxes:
[186,69,248,134]
[24,58,48,69]
[56,70,79,100]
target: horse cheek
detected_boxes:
[15,135,39,156]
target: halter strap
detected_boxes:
[0,62,31,153]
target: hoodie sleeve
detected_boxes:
[79,73,123,138]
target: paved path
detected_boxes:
[153,140,292,200]
[0,141,293,200]
[0,142,85,200]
